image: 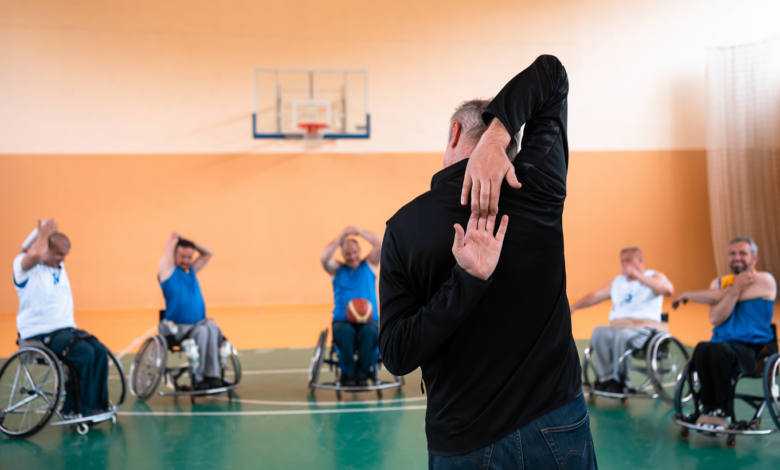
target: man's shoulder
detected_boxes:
[386,188,442,230]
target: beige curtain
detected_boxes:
[707,37,780,276]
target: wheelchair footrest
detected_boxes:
[313,380,402,392]
[583,386,657,400]
[672,416,776,435]
[158,383,240,397]
[51,408,119,426]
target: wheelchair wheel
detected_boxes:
[647,334,690,404]
[581,347,599,391]
[674,360,697,419]
[308,329,327,388]
[129,335,167,401]
[0,347,64,438]
[762,353,780,432]
[107,349,127,410]
[223,349,242,386]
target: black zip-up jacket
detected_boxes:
[379,55,582,456]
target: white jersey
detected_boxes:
[13,253,76,340]
[608,269,663,322]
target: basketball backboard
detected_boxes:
[252,68,370,140]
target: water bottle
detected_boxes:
[182,339,200,370]
[219,340,232,369]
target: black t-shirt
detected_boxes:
[378,55,582,456]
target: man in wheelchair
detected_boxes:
[158,232,226,391]
[673,237,777,430]
[13,219,110,418]
[570,247,675,393]
[320,226,382,387]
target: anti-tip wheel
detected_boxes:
[726,434,736,448]
[376,388,383,399]
[77,423,89,435]
[680,427,689,440]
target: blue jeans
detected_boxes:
[429,393,597,470]
[332,321,378,379]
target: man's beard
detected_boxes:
[731,261,748,274]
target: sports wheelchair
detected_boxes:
[0,334,126,438]
[582,314,690,405]
[129,310,241,405]
[308,328,403,400]
[673,324,780,448]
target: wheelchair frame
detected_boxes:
[582,316,690,405]
[672,325,780,448]
[0,340,126,438]
[128,311,241,406]
[308,328,403,400]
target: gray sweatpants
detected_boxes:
[180,319,223,383]
[590,326,656,383]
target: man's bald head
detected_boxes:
[43,232,71,267]
[49,232,71,251]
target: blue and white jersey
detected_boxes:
[13,253,76,340]
[608,269,663,323]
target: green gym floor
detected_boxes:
[2,341,779,470]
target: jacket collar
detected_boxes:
[430,158,469,190]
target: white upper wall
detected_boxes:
[0,0,777,154]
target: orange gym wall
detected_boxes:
[0,150,714,314]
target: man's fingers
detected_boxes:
[505,168,522,189]
[477,214,487,231]
[479,181,490,216]
[470,180,481,214]
[466,212,478,233]
[486,213,496,233]
[495,215,509,243]
[461,175,472,206]
[452,224,465,250]
[489,179,500,216]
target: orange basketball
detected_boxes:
[346,298,373,323]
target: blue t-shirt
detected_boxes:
[160,266,206,324]
[332,260,379,322]
[712,298,775,344]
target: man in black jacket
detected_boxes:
[379,55,596,469]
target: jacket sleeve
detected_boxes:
[482,54,569,137]
[378,227,491,376]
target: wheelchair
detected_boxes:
[129,310,241,405]
[582,314,690,405]
[308,328,403,400]
[0,334,126,438]
[673,324,780,448]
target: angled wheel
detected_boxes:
[308,329,327,388]
[674,360,697,419]
[0,347,63,438]
[106,349,127,410]
[581,347,599,392]
[762,353,780,432]
[648,334,690,404]
[222,348,241,387]
[129,335,167,401]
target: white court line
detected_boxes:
[118,405,427,417]
[242,368,314,374]
[208,396,427,407]
[115,325,159,360]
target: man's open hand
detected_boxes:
[452,213,509,280]
[461,119,521,216]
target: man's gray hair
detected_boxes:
[729,236,758,256]
[449,99,518,159]
[620,246,642,258]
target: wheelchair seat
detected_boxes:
[129,309,242,405]
[673,323,780,447]
[582,313,687,405]
[1,333,126,438]
[308,328,403,400]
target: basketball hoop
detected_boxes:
[298,122,328,149]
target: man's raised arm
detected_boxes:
[463,55,569,216]
[379,214,508,376]
[158,233,179,282]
